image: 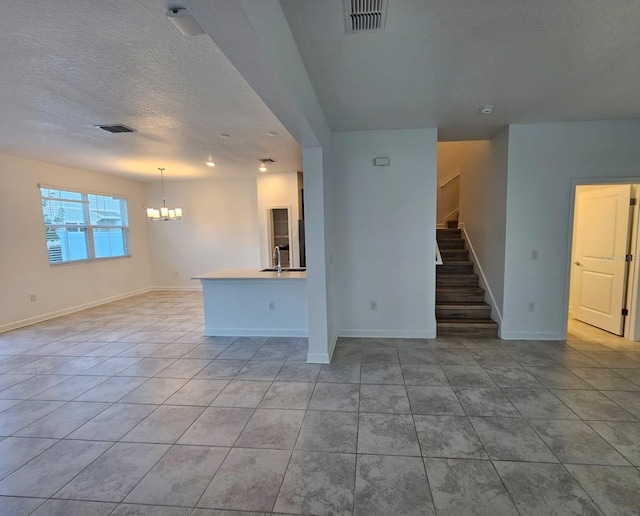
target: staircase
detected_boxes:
[436,227,499,337]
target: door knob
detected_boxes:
[575,261,582,266]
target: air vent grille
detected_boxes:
[95,124,136,133]
[259,158,277,163]
[345,0,388,33]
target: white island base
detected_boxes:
[193,268,308,337]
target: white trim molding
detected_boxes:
[440,170,461,188]
[337,328,437,339]
[462,227,503,326]
[203,328,307,337]
[306,352,331,363]
[500,331,565,341]
[307,333,338,364]
[151,286,202,292]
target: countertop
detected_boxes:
[193,267,307,280]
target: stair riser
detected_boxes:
[436,229,461,238]
[440,250,469,260]
[446,221,458,229]
[436,307,492,319]
[437,277,479,287]
[437,240,465,249]
[437,264,474,274]
[437,326,498,338]
[436,292,485,303]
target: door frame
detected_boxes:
[564,178,640,341]
[266,205,297,268]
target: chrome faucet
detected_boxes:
[273,246,282,273]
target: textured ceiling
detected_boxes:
[0,0,301,180]
[281,0,640,140]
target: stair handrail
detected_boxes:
[439,170,460,189]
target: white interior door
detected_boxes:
[573,185,632,335]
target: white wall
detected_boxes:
[145,178,261,288]
[256,172,300,268]
[0,153,152,331]
[332,129,438,337]
[457,135,508,320]
[502,120,640,339]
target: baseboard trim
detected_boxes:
[203,327,307,337]
[337,329,437,339]
[461,227,503,326]
[500,331,565,341]
[305,332,338,364]
[0,287,153,334]
[328,332,338,360]
[151,286,202,292]
[306,352,331,364]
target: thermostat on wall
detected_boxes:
[374,157,390,166]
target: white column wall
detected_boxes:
[331,129,438,338]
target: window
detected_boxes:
[40,186,130,264]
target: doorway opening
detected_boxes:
[267,206,292,268]
[568,183,640,341]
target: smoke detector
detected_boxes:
[344,0,388,33]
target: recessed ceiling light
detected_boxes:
[267,131,278,136]
[206,160,216,167]
[479,105,494,115]
[218,133,231,139]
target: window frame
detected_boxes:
[40,184,131,266]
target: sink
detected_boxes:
[260,267,306,272]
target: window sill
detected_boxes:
[48,255,132,267]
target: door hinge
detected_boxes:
[622,308,629,316]
[631,198,637,206]
[626,254,633,262]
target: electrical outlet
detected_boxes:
[370,301,377,312]
[531,250,539,260]
[528,302,535,312]
[268,301,275,311]
[30,294,37,302]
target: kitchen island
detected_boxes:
[193,268,307,337]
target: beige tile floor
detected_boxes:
[0,292,639,515]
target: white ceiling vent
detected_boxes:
[344,0,388,34]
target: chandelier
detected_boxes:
[146,167,182,221]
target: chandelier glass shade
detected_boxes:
[147,167,182,221]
